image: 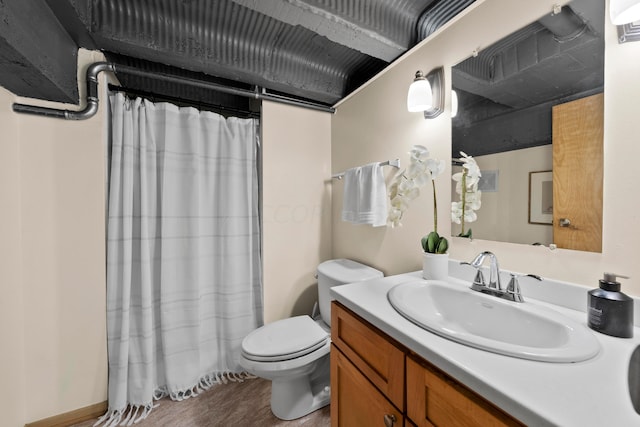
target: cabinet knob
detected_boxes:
[383,413,396,427]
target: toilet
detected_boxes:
[239,259,383,420]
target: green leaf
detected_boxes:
[425,231,440,253]
[457,229,473,239]
[436,237,449,254]
[421,235,429,252]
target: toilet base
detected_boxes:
[270,354,330,420]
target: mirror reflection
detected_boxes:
[451,0,604,252]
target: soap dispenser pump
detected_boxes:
[588,273,634,338]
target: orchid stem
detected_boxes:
[432,179,438,234]
[460,170,467,236]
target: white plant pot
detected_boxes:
[422,252,449,280]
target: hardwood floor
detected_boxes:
[71,377,330,427]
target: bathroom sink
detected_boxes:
[629,345,640,414]
[387,279,600,363]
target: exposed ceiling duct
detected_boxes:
[3,0,603,123]
[453,2,604,111]
[417,0,476,40]
[451,0,605,157]
[1,0,477,113]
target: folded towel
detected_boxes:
[341,162,388,227]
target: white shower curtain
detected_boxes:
[100,92,263,425]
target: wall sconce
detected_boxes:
[610,0,640,25]
[451,90,458,118]
[407,67,444,119]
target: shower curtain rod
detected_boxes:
[107,84,261,119]
[12,61,336,120]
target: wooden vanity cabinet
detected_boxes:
[331,301,405,426]
[406,356,524,427]
[331,347,404,426]
[331,301,524,427]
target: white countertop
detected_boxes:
[330,269,640,427]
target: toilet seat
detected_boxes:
[241,315,329,362]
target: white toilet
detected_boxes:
[239,258,383,420]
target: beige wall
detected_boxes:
[262,101,332,323]
[451,145,554,245]
[0,50,110,424]
[17,95,108,422]
[332,0,640,295]
[0,83,26,427]
[7,52,107,424]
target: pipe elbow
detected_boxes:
[86,62,115,81]
[65,99,99,120]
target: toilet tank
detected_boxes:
[316,259,383,327]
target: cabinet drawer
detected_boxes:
[331,302,405,409]
[406,356,524,427]
[331,345,404,427]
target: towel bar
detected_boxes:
[332,158,400,180]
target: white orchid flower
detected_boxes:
[386,144,445,235]
[459,152,481,183]
[466,190,482,207]
[463,209,477,223]
[464,161,481,177]
[409,145,430,161]
[451,201,463,224]
[390,195,410,211]
[397,179,420,200]
[425,158,445,179]
[451,151,482,235]
[407,161,427,179]
[398,179,415,193]
[412,172,431,187]
[388,208,403,228]
[464,170,481,187]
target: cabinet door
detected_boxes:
[331,345,403,427]
[331,302,405,409]
[406,357,524,427]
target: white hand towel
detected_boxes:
[341,166,361,224]
[341,162,388,227]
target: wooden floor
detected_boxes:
[71,377,331,427]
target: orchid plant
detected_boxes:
[388,145,448,254]
[451,151,482,238]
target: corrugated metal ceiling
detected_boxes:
[0,0,476,111]
[1,0,603,119]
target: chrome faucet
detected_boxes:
[469,251,501,291]
[461,251,541,303]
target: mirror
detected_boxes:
[451,0,604,252]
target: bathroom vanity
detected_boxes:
[331,301,522,426]
[330,268,640,426]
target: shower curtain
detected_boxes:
[100,92,263,425]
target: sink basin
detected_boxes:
[387,279,600,363]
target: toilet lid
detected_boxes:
[241,315,329,362]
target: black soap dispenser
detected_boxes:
[588,273,634,338]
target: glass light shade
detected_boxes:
[610,0,640,25]
[407,73,433,112]
[451,90,458,118]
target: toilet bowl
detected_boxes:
[239,259,383,420]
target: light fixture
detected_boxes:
[451,90,458,118]
[610,0,640,25]
[406,67,445,119]
[407,71,433,112]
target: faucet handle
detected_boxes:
[460,261,486,289]
[473,270,486,286]
[505,273,542,302]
